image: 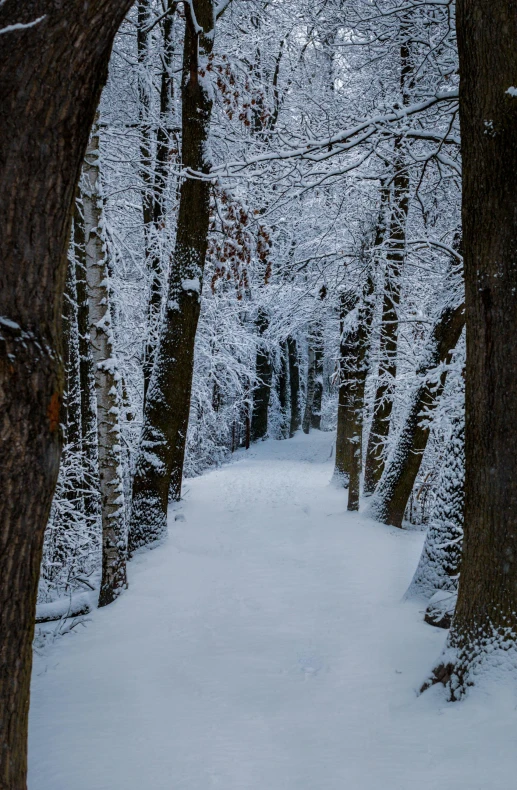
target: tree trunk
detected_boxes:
[362,162,408,494]
[370,301,465,528]
[302,345,316,435]
[347,271,376,511]
[425,0,517,698]
[334,290,358,484]
[83,125,127,607]
[345,319,361,510]
[363,38,411,496]
[277,341,290,439]
[287,336,301,437]
[407,402,464,629]
[251,310,272,442]
[74,194,100,520]
[129,0,215,552]
[0,1,133,784]
[142,1,177,400]
[311,332,324,430]
[62,262,82,452]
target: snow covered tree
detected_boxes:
[83,123,128,606]
[129,0,216,550]
[407,390,464,628]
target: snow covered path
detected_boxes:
[30,432,517,790]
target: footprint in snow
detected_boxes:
[297,652,325,679]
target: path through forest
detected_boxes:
[29,432,517,789]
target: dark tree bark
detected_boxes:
[311,333,324,430]
[0,1,133,785]
[169,412,188,502]
[302,345,316,435]
[277,341,289,439]
[334,290,358,484]
[287,336,301,437]
[425,0,517,698]
[129,0,215,552]
[251,309,272,442]
[370,301,465,528]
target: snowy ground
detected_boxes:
[30,431,517,790]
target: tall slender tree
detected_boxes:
[287,337,301,437]
[251,309,272,441]
[130,0,216,551]
[363,27,412,495]
[370,299,464,527]
[334,289,358,484]
[83,123,128,607]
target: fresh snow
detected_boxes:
[29,431,517,790]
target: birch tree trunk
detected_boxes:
[62,262,82,453]
[74,195,100,520]
[129,0,215,551]
[0,1,133,784]
[83,126,127,607]
[426,0,517,698]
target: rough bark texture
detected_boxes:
[251,310,272,442]
[129,0,215,552]
[83,126,128,607]
[0,1,133,785]
[426,0,517,699]
[287,336,301,437]
[370,302,464,528]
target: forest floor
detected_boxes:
[29,431,517,790]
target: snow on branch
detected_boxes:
[200,90,459,180]
[0,15,46,35]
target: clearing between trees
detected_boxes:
[29,432,516,790]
